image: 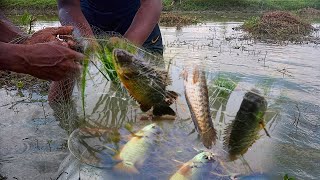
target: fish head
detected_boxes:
[142,123,163,137]
[113,49,139,79]
[192,152,216,164]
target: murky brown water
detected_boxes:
[1,19,320,180]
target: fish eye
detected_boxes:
[204,155,208,159]
[151,125,156,128]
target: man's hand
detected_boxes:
[22,42,84,81]
[24,26,77,49]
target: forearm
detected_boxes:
[0,13,28,43]
[0,42,28,72]
[58,0,94,39]
[124,0,162,46]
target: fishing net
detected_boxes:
[2,18,320,180]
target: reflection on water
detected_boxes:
[1,20,320,180]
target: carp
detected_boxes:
[113,123,162,174]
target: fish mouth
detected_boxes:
[203,152,215,162]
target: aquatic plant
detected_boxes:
[79,36,138,116]
[19,11,36,34]
[212,75,238,98]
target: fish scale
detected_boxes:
[184,67,217,149]
[113,49,178,116]
[113,123,161,174]
[120,136,151,165]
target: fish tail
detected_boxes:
[153,104,176,116]
[202,127,217,149]
[113,162,139,174]
[152,90,178,116]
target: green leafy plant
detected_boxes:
[20,11,36,34]
[283,174,295,180]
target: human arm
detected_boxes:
[57,0,94,40]
[124,0,162,46]
[0,42,84,81]
[0,13,28,43]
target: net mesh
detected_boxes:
[2,19,320,180]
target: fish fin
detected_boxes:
[130,132,144,138]
[113,162,139,174]
[259,121,271,137]
[178,163,192,176]
[153,105,176,116]
[180,69,188,80]
[158,70,172,85]
[113,149,123,162]
[223,122,233,149]
[172,159,185,165]
[140,104,152,112]
[185,92,200,132]
[187,129,196,136]
[113,153,122,161]
[192,67,200,84]
[201,127,217,149]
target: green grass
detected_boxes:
[1,0,57,9]
[2,0,319,12]
[164,0,320,11]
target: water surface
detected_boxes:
[0,18,319,180]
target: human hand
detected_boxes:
[24,26,77,49]
[22,42,84,81]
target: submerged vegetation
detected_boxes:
[242,11,314,42]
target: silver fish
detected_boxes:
[113,123,162,174]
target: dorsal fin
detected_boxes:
[223,122,234,150]
[193,67,200,84]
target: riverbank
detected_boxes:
[1,0,320,16]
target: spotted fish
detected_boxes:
[224,90,268,161]
[183,67,217,149]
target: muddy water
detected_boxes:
[0,19,320,180]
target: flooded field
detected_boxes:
[1,17,320,180]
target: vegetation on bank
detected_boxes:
[163,0,320,11]
[1,0,56,9]
[241,11,315,42]
[1,0,320,13]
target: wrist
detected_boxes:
[0,42,29,73]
